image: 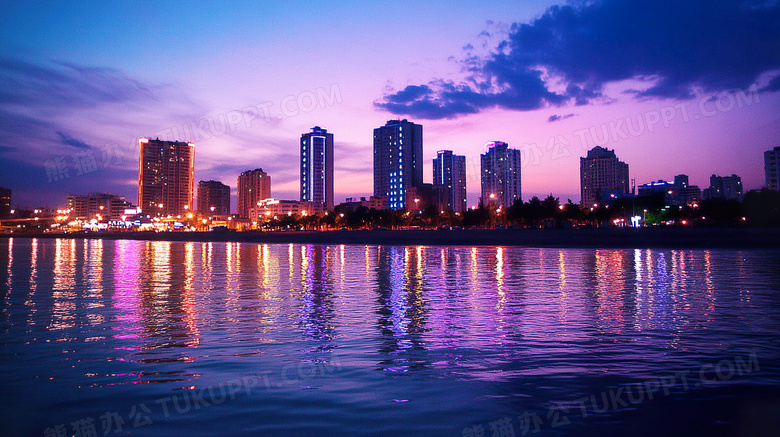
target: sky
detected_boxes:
[1,0,779,210]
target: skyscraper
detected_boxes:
[300,126,334,211]
[580,146,629,206]
[433,150,467,213]
[197,180,231,216]
[765,146,780,191]
[373,119,423,210]
[138,138,195,216]
[480,141,522,209]
[237,168,271,218]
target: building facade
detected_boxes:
[0,186,10,219]
[237,168,271,219]
[406,183,438,212]
[197,180,231,216]
[433,150,467,213]
[138,138,195,216]
[703,174,743,200]
[67,192,135,220]
[300,126,334,212]
[373,119,423,210]
[480,141,522,209]
[766,146,780,190]
[254,199,312,218]
[338,196,388,212]
[580,146,630,207]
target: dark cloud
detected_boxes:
[56,131,92,150]
[376,0,780,119]
[0,57,161,110]
[761,74,780,93]
[548,113,575,122]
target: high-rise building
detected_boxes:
[373,119,423,210]
[703,174,743,200]
[237,168,271,218]
[0,186,11,218]
[580,146,630,206]
[197,180,231,216]
[138,138,195,216]
[433,150,467,213]
[67,192,135,220]
[480,141,522,209]
[300,126,334,211]
[765,146,780,190]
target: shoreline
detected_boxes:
[2,228,779,249]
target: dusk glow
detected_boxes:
[2,1,778,209]
[2,3,780,437]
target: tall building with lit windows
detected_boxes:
[300,126,334,211]
[480,141,522,209]
[237,168,271,218]
[137,138,195,216]
[579,146,629,207]
[197,180,231,216]
[373,119,423,210]
[433,150,467,213]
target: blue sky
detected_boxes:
[2,0,779,209]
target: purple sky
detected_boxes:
[1,0,779,210]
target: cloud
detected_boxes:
[0,57,164,112]
[55,131,92,149]
[548,113,575,123]
[376,0,780,119]
[0,57,208,206]
[760,74,780,93]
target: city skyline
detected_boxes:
[1,1,779,209]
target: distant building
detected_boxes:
[373,119,424,210]
[0,186,10,219]
[673,174,701,206]
[638,175,701,206]
[338,196,388,212]
[637,180,675,197]
[254,199,312,218]
[766,146,780,190]
[197,180,231,216]
[703,174,743,200]
[580,146,629,207]
[67,193,135,220]
[138,138,195,216]
[237,168,271,219]
[433,150,467,213]
[406,183,438,212]
[480,141,522,209]
[300,126,334,212]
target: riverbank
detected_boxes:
[3,227,780,249]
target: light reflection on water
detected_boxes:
[1,238,779,436]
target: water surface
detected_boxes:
[1,238,779,436]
